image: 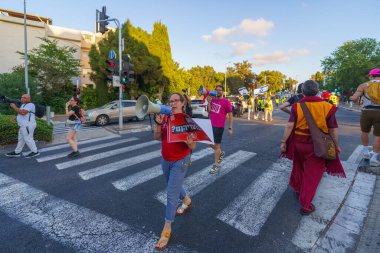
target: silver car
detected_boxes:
[85,100,141,126]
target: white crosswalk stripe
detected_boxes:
[37,137,138,162]
[38,135,120,153]
[55,140,159,170]
[216,158,292,236]
[79,150,162,180]
[155,150,257,205]
[112,148,214,191]
[53,124,100,135]
[0,173,195,253]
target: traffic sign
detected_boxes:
[112,76,121,87]
[109,50,116,60]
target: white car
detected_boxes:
[191,99,209,118]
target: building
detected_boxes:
[0,8,101,88]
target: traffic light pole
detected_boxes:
[100,18,123,129]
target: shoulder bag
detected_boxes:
[300,102,336,160]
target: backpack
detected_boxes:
[34,104,45,118]
[367,81,380,104]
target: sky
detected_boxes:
[2,0,380,82]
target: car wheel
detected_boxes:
[95,115,109,126]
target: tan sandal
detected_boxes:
[155,230,172,251]
[176,201,192,216]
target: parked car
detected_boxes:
[84,100,142,126]
[191,99,209,118]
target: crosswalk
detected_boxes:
[53,123,100,135]
[2,135,372,252]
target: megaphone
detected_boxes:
[135,95,172,119]
[198,85,217,103]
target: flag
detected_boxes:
[238,87,249,96]
[254,85,269,95]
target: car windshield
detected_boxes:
[100,102,116,109]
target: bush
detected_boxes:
[80,87,98,109]
[0,114,53,145]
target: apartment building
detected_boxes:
[0,8,101,88]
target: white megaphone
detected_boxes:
[135,95,172,119]
[198,85,217,103]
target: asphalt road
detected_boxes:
[0,107,363,253]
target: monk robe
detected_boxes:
[280,96,346,211]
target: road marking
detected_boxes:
[216,158,292,236]
[291,161,357,251]
[56,140,159,170]
[79,150,162,180]
[314,172,376,252]
[156,150,256,205]
[37,137,138,162]
[112,148,214,191]
[37,135,120,153]
[0,173,195,253]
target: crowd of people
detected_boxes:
[4,68,380,250]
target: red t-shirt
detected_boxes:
[161,116,191,161]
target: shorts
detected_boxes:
[212,127,224,144]
[68,124,82,132]
[360,109,380,136]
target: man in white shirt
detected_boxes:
[5,94,40,158]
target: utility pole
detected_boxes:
[23,0,29,94]
[97,6,123,129]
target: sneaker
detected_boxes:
[218,151,225,164]
[370,157,380,167]
[25,151,40,158]
[210,164,221,174]
[5,151,21,157]
[67,151,80,158]
[363,148,371,160]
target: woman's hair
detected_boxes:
[72,96,80,104]
[302,80,319,96]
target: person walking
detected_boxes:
[330,92,339,107]
[275,96,280,108]
[5,94,40,158]
[65,97,84,158]
[280,80,345,215]
[257,96,265,120]
[247,96,253,120]
[264,96,273,122]
[153,92,196,250]
[280,83,304,114]
[350,68,380,166]
[207,85,233,174]
[253,96,259,119]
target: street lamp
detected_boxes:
[224,61,232,97]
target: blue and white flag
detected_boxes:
[254,85,269,96]
[238,87,249,96]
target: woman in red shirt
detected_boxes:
[154,92,196,250]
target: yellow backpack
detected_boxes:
[367,81,380,104]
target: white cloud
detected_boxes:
[231,42,256,55]
[202,18,274,43]
[252,48,310,65]
[253,51,292,65]
[289,49,309,55]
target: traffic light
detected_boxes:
[105,58,118,81]
[97,6,109,34]
[121,54,135,85]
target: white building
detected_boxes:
[0,8,102,88]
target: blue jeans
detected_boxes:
[161,154,191,223]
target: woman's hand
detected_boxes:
[154,114,164,125]
[280,142,287,152]
[186,134,196,150]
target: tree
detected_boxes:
[321,38,380,92]
[310,71,324,86]
[17,37,80,108]
[256,70,286,93]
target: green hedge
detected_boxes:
[0,115,53,145]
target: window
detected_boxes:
[122,101,136,107]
